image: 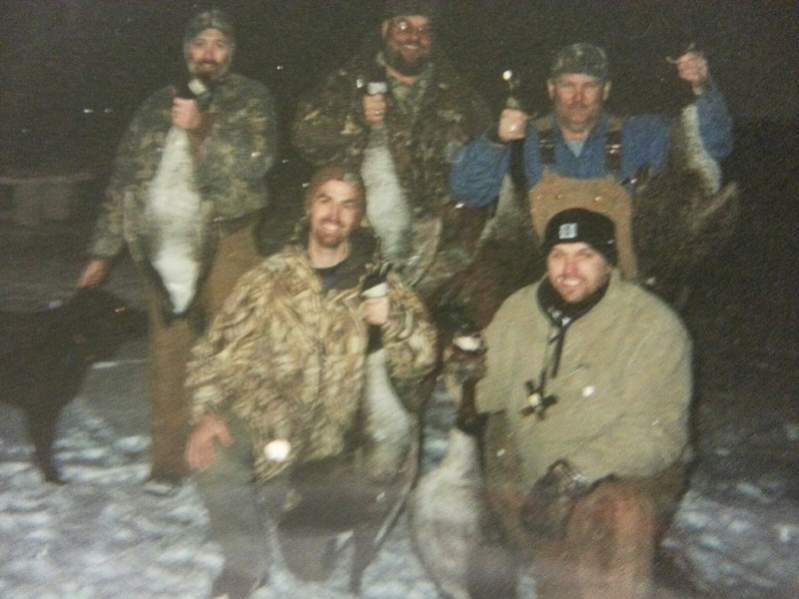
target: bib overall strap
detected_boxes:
[605,116,623,175]
[535,115,624,175]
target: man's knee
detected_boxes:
[193,427,255,490]
[569,480,658,544]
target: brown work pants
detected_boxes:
[531,469,685,599]
[483,414,686,599]
[143,223,261,480]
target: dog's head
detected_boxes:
[60,288,147,360]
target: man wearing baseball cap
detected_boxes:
[475,208,693,598]
[78,9,278,484]
[449,41,735,304]
[451,41,732,208]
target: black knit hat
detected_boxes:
[542,208,617,265]
[383,0,440,21]
[184,9,236,46]
[550,43,608,81]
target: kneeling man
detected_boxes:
[477,208,692,599]
[185,166,436,598]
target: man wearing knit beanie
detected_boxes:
[475,207,693,599]
[542,208,618,303]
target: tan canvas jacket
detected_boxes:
[477,271,692,489]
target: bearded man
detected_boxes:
[185,166,436,597]
[291,0,490,306]
[78,9,277,484]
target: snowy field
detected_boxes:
[2,207,798,599]
[0,386,436,599]
[0,222,537,599]
[0,341,535,599]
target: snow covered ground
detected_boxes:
[0,222,537,599]
[0,336,533,599]
[2,209,798,599]
[0,389,436,599]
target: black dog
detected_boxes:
[0,288,147,483]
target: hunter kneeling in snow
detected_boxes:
[185,166,436,598]
[476,208,693,599]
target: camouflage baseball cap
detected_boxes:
[384,0,440,20]
[550,43,609,80]
[184,9,236,46]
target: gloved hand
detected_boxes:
[520,459,592,539]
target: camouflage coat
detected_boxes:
[90,73,277,262]
[186,235,437,482]
[291,43,490,299]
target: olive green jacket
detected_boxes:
[477,271,692,489]
[90,73,277,261]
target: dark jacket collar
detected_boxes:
[289,227,379,291]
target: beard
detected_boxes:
[383,43,430,77]
[311,218,350,249]
[188,57,230,82]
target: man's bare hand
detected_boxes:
[362,94,387,127]
[362,296,390,326]
[172,97,203,130]
[77,259,110,288]
[186,413,233,471]
[497,108,528,143]
[674,50,709,94]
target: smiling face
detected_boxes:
[547,73,610,138]
[307,179,364,251]
[186,28,233,80]
[546,242,612,304]
[381,15,433,76]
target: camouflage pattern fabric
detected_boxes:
[89,73,278,262]
[476,272,692,489]
[291,41,490,302]
[186,238,437,482]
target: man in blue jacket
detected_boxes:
[447,42,735,321]
[450,42,732,209]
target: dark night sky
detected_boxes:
[0,2,797,376]
[1,0,797,168]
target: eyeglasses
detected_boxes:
[390,18,433,40]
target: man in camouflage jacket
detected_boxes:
[78,10,277,482]
[291,0,490,304]
[185,166,436,596]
